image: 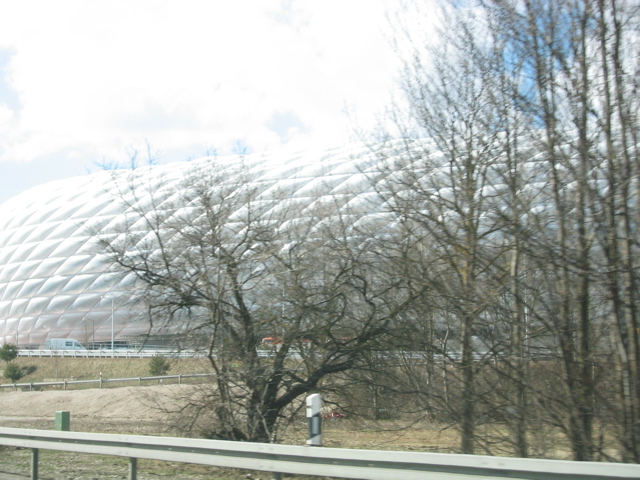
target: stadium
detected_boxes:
[0,143,409,348]
[0,136,587,351]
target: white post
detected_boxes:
[306,393,322,446]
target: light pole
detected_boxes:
[110,298,114,352]
[102,296,115,357]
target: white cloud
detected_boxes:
[0,0,402,172]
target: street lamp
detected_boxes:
[102,296,115,356]
[83,315,96,348]
[110,298,114,353]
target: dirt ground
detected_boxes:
[0,385,241,479]
[0,384,184,433]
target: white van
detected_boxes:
[44,338,85,350]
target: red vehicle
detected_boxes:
[323,410,345,419]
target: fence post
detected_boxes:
[129,457,137,480]
[306,393,322,446]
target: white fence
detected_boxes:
[0,427,638,480]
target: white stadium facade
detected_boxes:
[0,144,404,347]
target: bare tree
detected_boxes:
[382,0,639,461]
[95,159,411,442]
[481,0,639,461]
[374,4,519,452]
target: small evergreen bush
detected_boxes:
[0,344,18,363]
[3,362,23,382]
[149,355,171,376]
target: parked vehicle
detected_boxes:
[44,338,85,350]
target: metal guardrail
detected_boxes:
[17,349,206,359]
[0,372,214,391]
[0,427,638,480]
[16,349,286,359]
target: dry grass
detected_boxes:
[1,357,616,478]
[0,419,461,480]
[0,358,466,479]
[4,356,211,386]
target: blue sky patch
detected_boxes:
[268,111,307,141]
[0,48,21,113]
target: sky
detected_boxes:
[0,0,408,205]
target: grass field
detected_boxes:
[0,416,461,480]
[4,356,211,385]
[0,356,604,478]
[0,356,469,478]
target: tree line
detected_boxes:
[369,0,639,461]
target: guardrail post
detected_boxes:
[306,393,322,446]
[31,448,38,480]
[129,457,137,480]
